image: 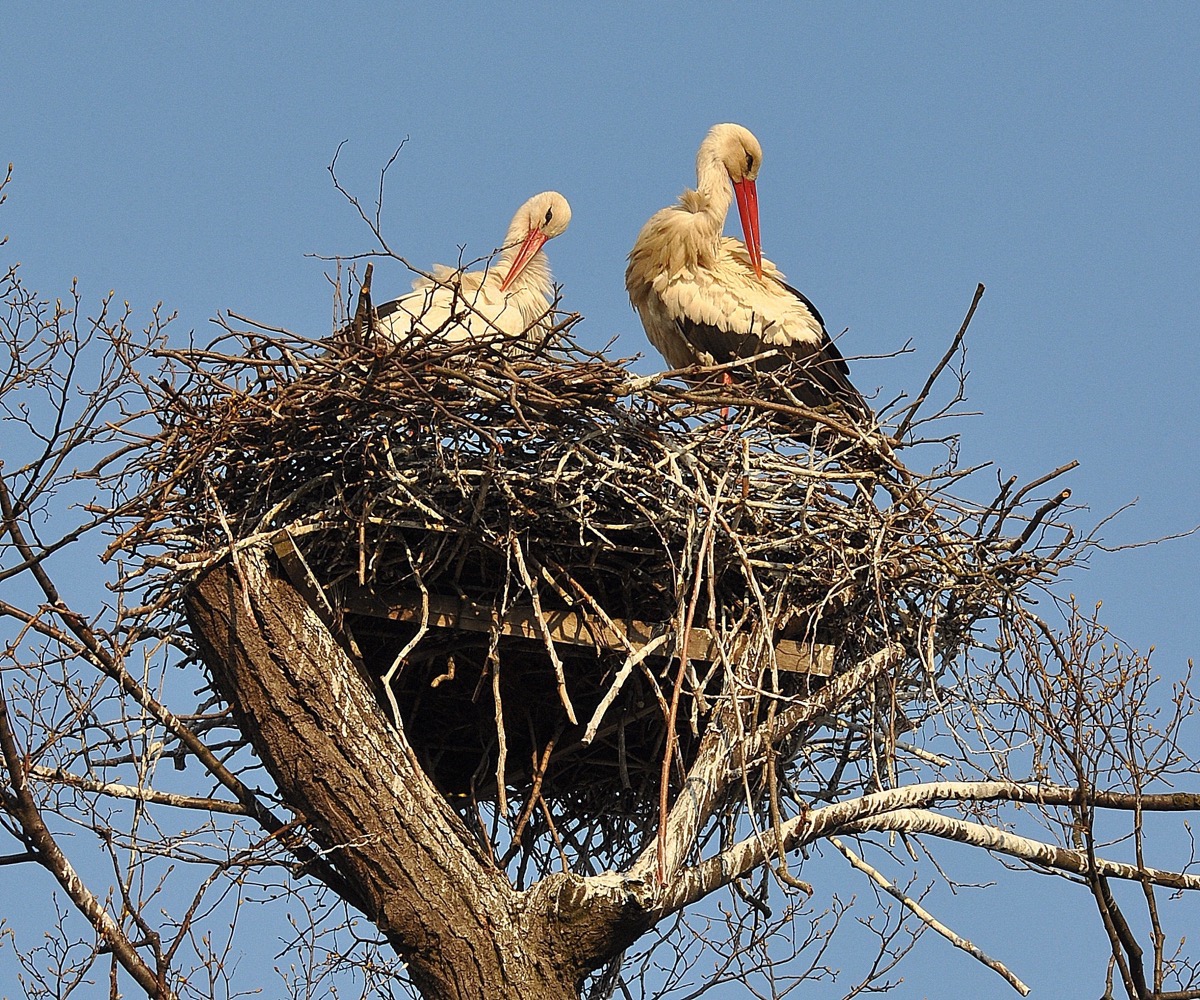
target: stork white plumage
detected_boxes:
[373,191,571,347]
[626,124,865,414]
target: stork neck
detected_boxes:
[496,245,552,298]
[694,144,735,231]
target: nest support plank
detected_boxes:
[273,528,834,678]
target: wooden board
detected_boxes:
[341,587,832,677]
[272,529,833,677]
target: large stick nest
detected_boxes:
[130,306,1074,869]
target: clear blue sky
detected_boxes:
[3,5,1199,998]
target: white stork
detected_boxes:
[626,124,865,415]
[373,191,571,347]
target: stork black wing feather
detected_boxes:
[375,297,407,322]
[671,282,868,417]
[778,280,868,413]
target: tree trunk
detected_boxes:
[184,546,643,999]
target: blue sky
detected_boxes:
[3,5,1199,998]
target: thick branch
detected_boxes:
[842,809,1200,891]
[185,546,632,999]
[652,781,1200,917]
[628,642,905,884]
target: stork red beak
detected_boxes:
[499,227,548,292]
[733,177,763,280]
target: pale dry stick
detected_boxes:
[488,628,509,819]
[509,534,577,725]
[380,605,426,725]
[379,470,453,527]
[541,558,673,743]
[358,515,366,586]
[766,699,813,896]
[691,500,723,738]
[583,633,671,745]
[204,479,255,621]
[379,542,432,720]
[831,836,1030,995]
[248,474,335,537]
[657,501,720,885]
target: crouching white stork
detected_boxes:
[626,123,866,416]
[373,191,572,347]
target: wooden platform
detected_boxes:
[272,529,834,677]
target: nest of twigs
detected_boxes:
[134,305,1074,860]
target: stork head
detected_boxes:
[702,123,764,280]
[499,191,572,292]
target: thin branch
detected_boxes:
[0,677,176,998]
[26,766,248,815]
[895,282,984,439]
[831,836,1030,995]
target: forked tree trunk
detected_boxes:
[185,546,647,1000]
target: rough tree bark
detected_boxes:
[185,546,650,1000]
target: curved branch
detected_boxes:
[650,780,1200,917]
[628,642,906,884]
[841,809,1200,891]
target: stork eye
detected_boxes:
[544,207,553,224]
[745,152,754,173]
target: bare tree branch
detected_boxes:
[831,836,1030,996]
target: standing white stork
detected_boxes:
[373,191,571,347]
[626,124,866,415]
